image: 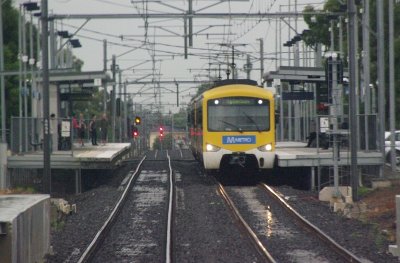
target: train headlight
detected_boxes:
[258,143,273,152]
[206,143,221,152]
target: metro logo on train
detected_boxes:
[223,135,256,144]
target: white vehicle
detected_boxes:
[384,131,400,166]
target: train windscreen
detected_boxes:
[207,97,270,132]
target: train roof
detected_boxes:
[189,79,264,104]
[212,79,259,88]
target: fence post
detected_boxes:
[389,195,400,257]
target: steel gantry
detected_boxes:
[48,9,344,59]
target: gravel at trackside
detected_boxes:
[45,151,400,263]
[46,152,264,263]
[276,185,399,263]
[45,161,138,263]
[172,160,263,263]
[92,161,170,262]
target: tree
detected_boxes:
[194,82,214,97]
[302,0,400,127]
[1,1,86,142]
[172,108,188,130]
[1,1,21,135]
[152,132,172,150]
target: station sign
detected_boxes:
[282,91,314,100]
[94,78,102,86]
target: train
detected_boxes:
[188,79,276,173]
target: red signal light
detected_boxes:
[132,127,139,138]
[159,126,164,137]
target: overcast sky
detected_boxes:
[15,0,325,113]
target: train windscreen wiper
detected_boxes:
[219,120,243,133]
[242,111,261,132]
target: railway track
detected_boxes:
[218,182,364,263]
[47,149,396,262]
[77,152,176,263]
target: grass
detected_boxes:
[51,219,65,231]
[357,186,373,198]
[0,186,37,195]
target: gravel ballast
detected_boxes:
[45,151,400,262]
[276,185,399,263]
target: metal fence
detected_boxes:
[277,114,378,151]
[11,117,43,154]
[10,117,81,154]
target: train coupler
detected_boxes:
[229,152,246,167]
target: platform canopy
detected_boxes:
[263,66,348,84]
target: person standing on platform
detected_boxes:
[100,113,108,146]
[306,120,317,147]
[89,114,98,146]
[72,113,79,141]
[49,113,58,152]
[78,113,86,146]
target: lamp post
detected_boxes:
[348,0,359,201]
[0,2,5,143]
[41,0,51,194]
[21,2,40,150]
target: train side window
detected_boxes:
[275,110,280,124]
[189,109,194,126]
[197,109,202,128]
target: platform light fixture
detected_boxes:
[69,39,82,48]
[22,2,40,11]
[57,31,71,38]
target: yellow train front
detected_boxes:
[188,79,275,173]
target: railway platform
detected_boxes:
[6,143,132,193]
[275,141,384,192]
[275,141,382,167]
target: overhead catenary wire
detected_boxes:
[50,0,327,103]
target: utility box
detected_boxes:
[0,195,50,263]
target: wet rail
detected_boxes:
[259,183,363,263]
[218,182,364,262]
[217,183,276,263]
[77,152,175,263]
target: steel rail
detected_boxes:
[165,152,175,263]
[259,184,363,263]
[77,155,147,263]
[217,183,276,263]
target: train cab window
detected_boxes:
[208,97,270,132]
